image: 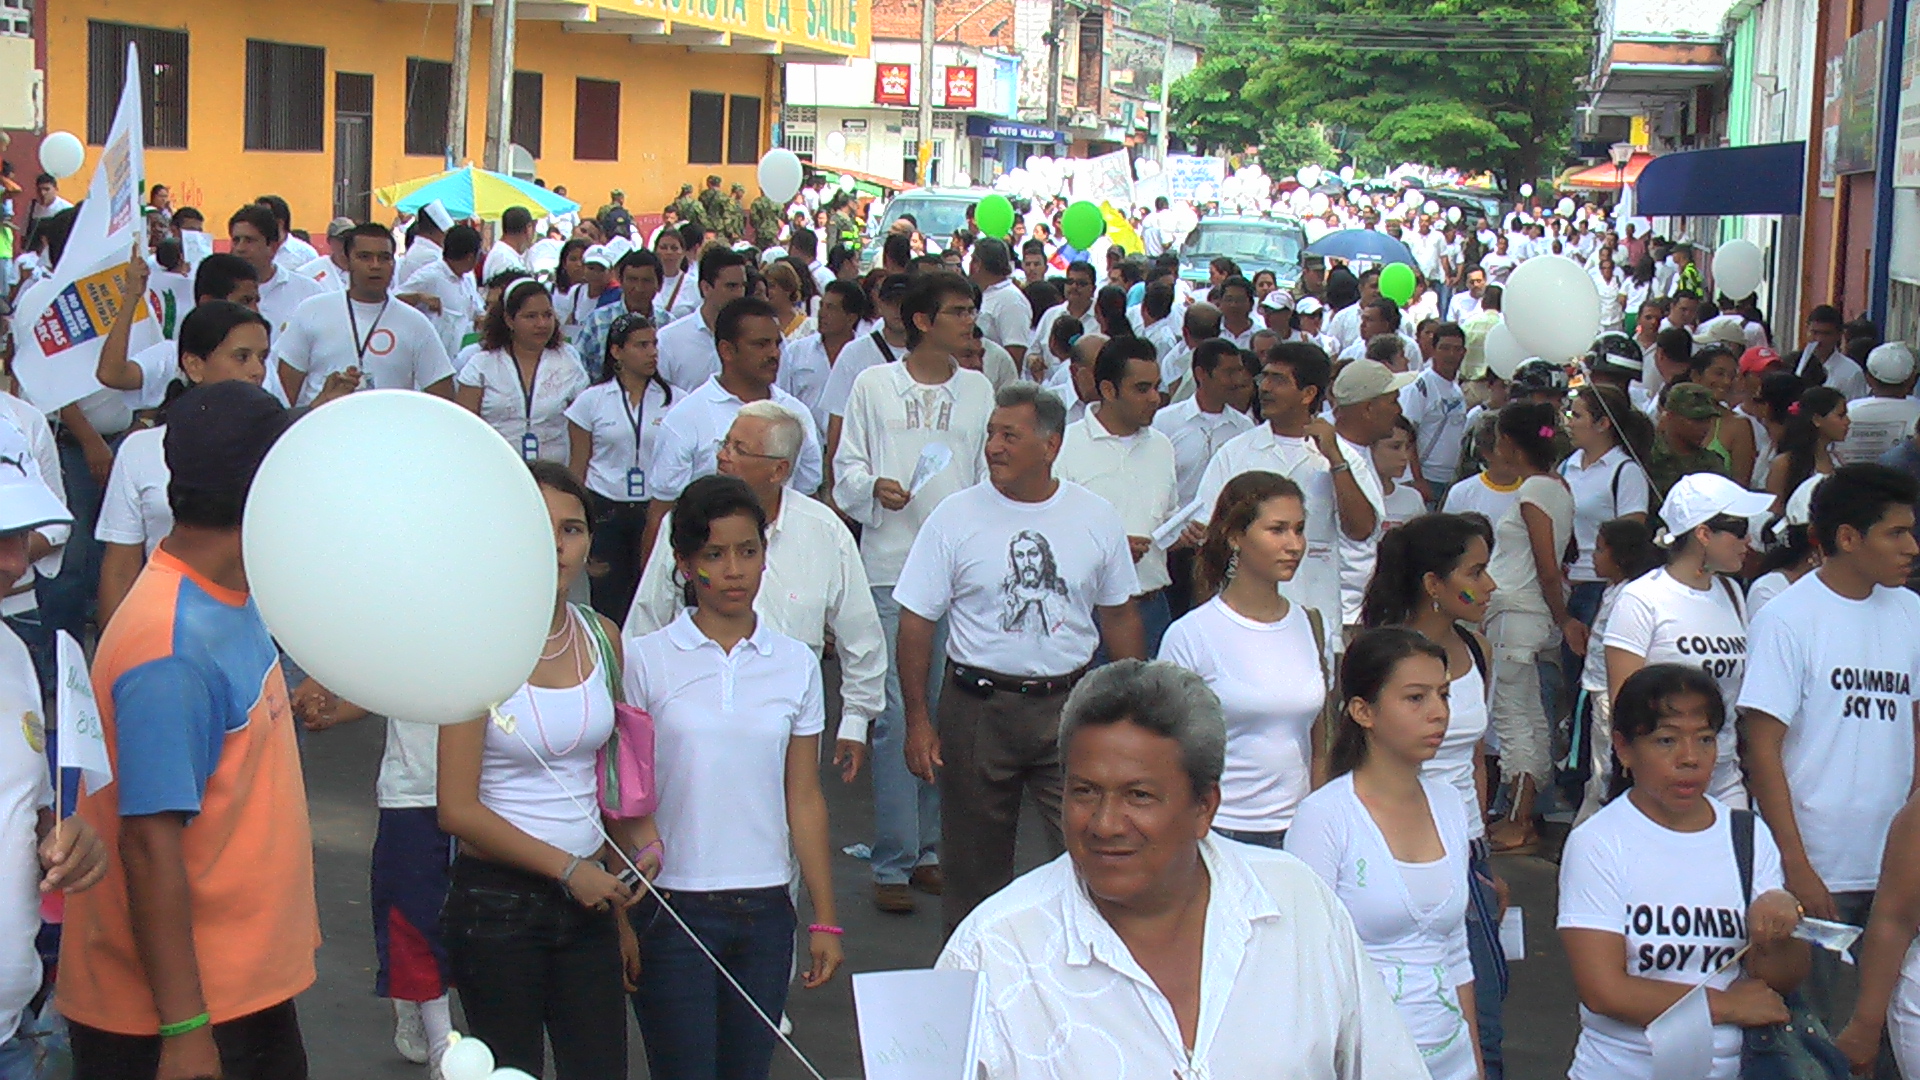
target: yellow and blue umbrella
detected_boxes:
[373,165,578,222]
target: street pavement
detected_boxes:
[297,675,1583,1079]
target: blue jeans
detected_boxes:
[39,438,105,650]
[869,586,942,885]
[630,886,796,1080]
[1137,590,1172,658]
[1466,840,1509,1080]
[1805,890,1898,1079]
[0,997,70,1080]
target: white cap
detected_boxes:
[1295,296,1326,317]
[0,418,71,535]
[1260,290,1294,312]
[421,199,454,231]
[582,245,612,268]
[761,246,788,265]
[1867,341,1917,383]
[604,236,634,260]
[1784,473,1824,527]
[1657,472,1775,543]
[1330,359,1418,407]
[1692,313,1748,348]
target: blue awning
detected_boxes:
[1632,142,1806,216]
[966,116,1067,144]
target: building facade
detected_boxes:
[13,0,867,237]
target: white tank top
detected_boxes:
[1422,639,1489,840]
[479,608,617,858]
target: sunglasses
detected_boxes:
[1705,514,1749,539]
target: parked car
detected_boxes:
[861,187,992,270]
[1178,215,1309,292]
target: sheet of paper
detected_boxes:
[1646,982,1714,1080]
[1151,494,1210,551]
[908,443,954,496]
[1794,916,1864,959]
[1499,907,1525,960]
[853,969,982,1080]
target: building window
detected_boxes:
[0,0,29,37]
[244,39,325,151]
[404,58,452,157]
[574,78,619,161]
[688,91,725,165]
[511,70,543,159]
[88,21,189,148]
[726,95,761,165]
[784,132,815,161]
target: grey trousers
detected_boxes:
[937,664,1069,935]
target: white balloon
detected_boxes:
[243,392,555,725]
[1556,196,1576,218]
[1519,182,1535,198]
[1502,255,1602,363]
[1339,165,1356,182]
[488,1071,538,1080]
[1484,321,1527,381]
[1422,200,1439,215]
[823,130,846,157]
[756,149,803,203]
[1447,206,1463,223]
[1308,192,1330,215]
[1711,238,1766,299]
[440,1036,496,1080]
[838,174,857,194]
[38,132,84,181]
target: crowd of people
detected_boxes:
[1,163,1920,1080]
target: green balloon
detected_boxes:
[1061,200,1107,250]
[1378,262,1416,305]
[975,194,1015,238]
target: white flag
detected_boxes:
[55,632,112,796]
[11,42,152,412]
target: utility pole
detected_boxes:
[1153,0,1174,162]
[447,0,474,168]
[1045,0,1063,128]
[482,0,517,173]
[918,0,936,183]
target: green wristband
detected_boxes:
[158,1012,210,1038]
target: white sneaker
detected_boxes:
[779,1011,793,1036]
[393,999,429,1064]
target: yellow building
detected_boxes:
[41,0,868,235]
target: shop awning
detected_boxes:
[1632,142,1806,216]
[808,166,911,198]
[1561,151,1657,189]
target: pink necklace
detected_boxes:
[526,610,589,757]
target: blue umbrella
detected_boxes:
[1305,228,1417,267]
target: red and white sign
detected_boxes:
[874,63,912,105]
[944,66,977,109]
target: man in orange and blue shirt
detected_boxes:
[59,381,316,1080]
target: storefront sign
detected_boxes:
[944,66,977,109]
[875,63,913,106]
[597,0,868,57]
[965,116,1066,144]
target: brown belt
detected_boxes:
[950,662,1089,698]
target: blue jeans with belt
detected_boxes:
[630,886,797,1080]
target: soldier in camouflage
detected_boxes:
[667,183,699,228]
[695,175,731,237]
[748,190,785,247]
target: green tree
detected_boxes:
[1258,119,1340,174]
[1168,38,1280,153]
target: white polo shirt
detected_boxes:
[977,277,1033,354]
[774,332,833,436]
[482,239,527,283]
[892,479,1136,678]
[1027,304,1099,377]
[454,346,590,465]
[94,426,171,555]
[1054,408,1179,594]
[1153,397,1255,506]
[654,309,721,393]
[625,493,885,741]
[254,264,326,342]
[562,379,671,503]
[1189,424,1339,638]
[399,259,485,368]
[294,254,347,294]
[396,234,442,288]
[625,611,825,892]
[1558,445,1651,583]
[647,375,823,500]
[272,291,455,406]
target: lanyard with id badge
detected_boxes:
[347,296,392,391]
[515,355,541,461]
[622,386,647,499]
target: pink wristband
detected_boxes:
[808,923,845,936]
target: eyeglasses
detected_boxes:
[939,306,979,319]
[1705,514,1750,539]
[716,438,788,462]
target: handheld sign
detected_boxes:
[56,631,113,801]
[852,969,983,1080]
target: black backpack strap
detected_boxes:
[870,330,898,364]
[1455,623,1489,683]
[1731,808,1756,906]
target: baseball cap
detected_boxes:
[610,188,625,198]
[760,246,788,266]
[582,245,612,268]
[877,273,914,303]
[1664,383,1721,421]
[0,419,71,535]
[1738,345,1783,375]
[1784,473,1824,527]
[1867,341,1917,383]
[1295,296,1326,317]
[1330,359,1417,407]
[1587,332,1643,375]
[164,382,292,499]
[1658,472,1775,541]
[1260,290,1294,312]
[420,199,454,231]
[1511,359,1568,396]
[326,216,357,239]
[1692,313,1747,348]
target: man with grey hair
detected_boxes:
[938,659,1425,1077]
[626,402,886,780]
[895,381,1147,932]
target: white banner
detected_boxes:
[1072,149,1136,206]
[55,631,111,797]
[12,43,151,412]
[1163,155,1229,202]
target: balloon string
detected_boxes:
[489,705,830,1080]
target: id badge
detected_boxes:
[521,432,539,461]
[626,467,646,499]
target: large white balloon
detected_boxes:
[1518,182,1534,198]
[1484,321,1527,381]
[1503,254,1601,362]
[38,132,84,180]
[1712,239,1766,299]
[243,392,555,725]
[756,149,804,204]
[439,1035,496,1080]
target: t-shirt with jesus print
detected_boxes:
[1736,571,1920,892]
[1557,795,1783,1080]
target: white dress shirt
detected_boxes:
[1053,407,1179,593]
[774,332,833,436]
[294,255,347,294]
[977,277,1034,354]
[399,259,485,367]
[1189,425,1339,637]
[274,234,320,272]
[254,264,326,342]
[1153,397,1255,507]
[937,836,1426,1080]
[655,309,721,393]
[396,234,442,288]
[648,376,824,500]
[454,346,590,465]
[625,493,884,741]
[482,239,528,283]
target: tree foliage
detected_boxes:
[1167,38,1280,154]
[1258,120,1341,174]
